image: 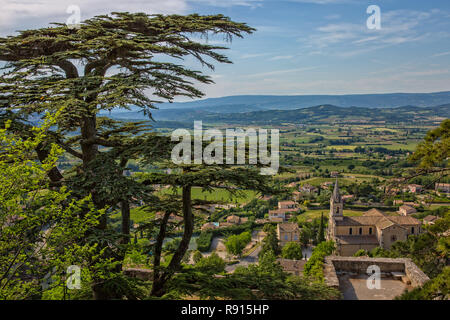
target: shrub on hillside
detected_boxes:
[303,241,335,282]
[196,232,213,252]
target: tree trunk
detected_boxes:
[151,212,171,296]
[36,143,64,183]
[151,185,193,297]
[120,200,131,244]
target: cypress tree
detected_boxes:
[317,212,325,243]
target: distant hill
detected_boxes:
[155,91,450,111]
[110,104,450,125]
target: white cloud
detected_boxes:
[244,66,318,78]
[268,55,294,61]
[432,51,450,58]
[0,0,189,33]
[0,0,263,34]
[189,0,263,8]
[301,9,447,57]
[287,0,351,4]
[240,53,270,59]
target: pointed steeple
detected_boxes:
[332,178,342,202]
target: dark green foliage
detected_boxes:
[192,250,203,264]
[196,232,213,252]
[0,11,260,299]
[303,241,335,282]
[225,231,252,256]
[397,267,449,300]
[166,250,340,300]
[164,238,182,254]
[317,212,325,244]
[259,225,280,257]
[281,242,303,260]
[194,253,226,275]
[410,119,449,170]
[353,249,369,257]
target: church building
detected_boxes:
[326,180,422,256]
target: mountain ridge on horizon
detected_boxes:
[153,90,450,110]
[110,103,450,125]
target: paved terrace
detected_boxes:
[324,256,430,300]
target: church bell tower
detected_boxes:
[330,178,343,221]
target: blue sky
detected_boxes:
[2,0,450,99]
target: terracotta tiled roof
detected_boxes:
[335,216,382,226]
[375,218,395,230]
[388,216,421,225]
[335,209,420,227]
[277,258,306,272]
[364,208,386,217]
[278,223,299,232]
[279,201,296,206]
[269,208,296,214]
[423,215,438,222]
[400,205,416,212]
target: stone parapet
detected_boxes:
[324,255,429,289]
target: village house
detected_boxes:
[298,172,310,179]
[276,258,306,276]
[277,222,301,247]
[435,183,450,193]
[201,222,218,231]
[327,180,422,256]
[342,194,354,202]
[278,201,297,210]
[268,209,286,222]
[423,215,440,225]
[407,184,423,193]
[254,230,267,243]
[260,195,273,201]
[404,201,419,207]
[330,171,339,178]
[399,205,417,216]
[155,212,183,223]
[226,215,248,225]
[292,191,302,201]
[299,184,318,194]
[285,182,298,188]
[321,181,334,189]
[268,201,298,222]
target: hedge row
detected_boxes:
[344,204,398,211]
[210,222,256,237]
[303,241,335,282]
[196,232,213,252]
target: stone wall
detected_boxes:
[123,268,153,281]
[404,260,429,287]
[324,256,429,289]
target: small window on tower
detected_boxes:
[359,227,362,235]
[349,228,352,235]
[336,207,340,214]
[369,227,373,235]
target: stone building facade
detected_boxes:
[327,180,422,256]
[277,222,301,247]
